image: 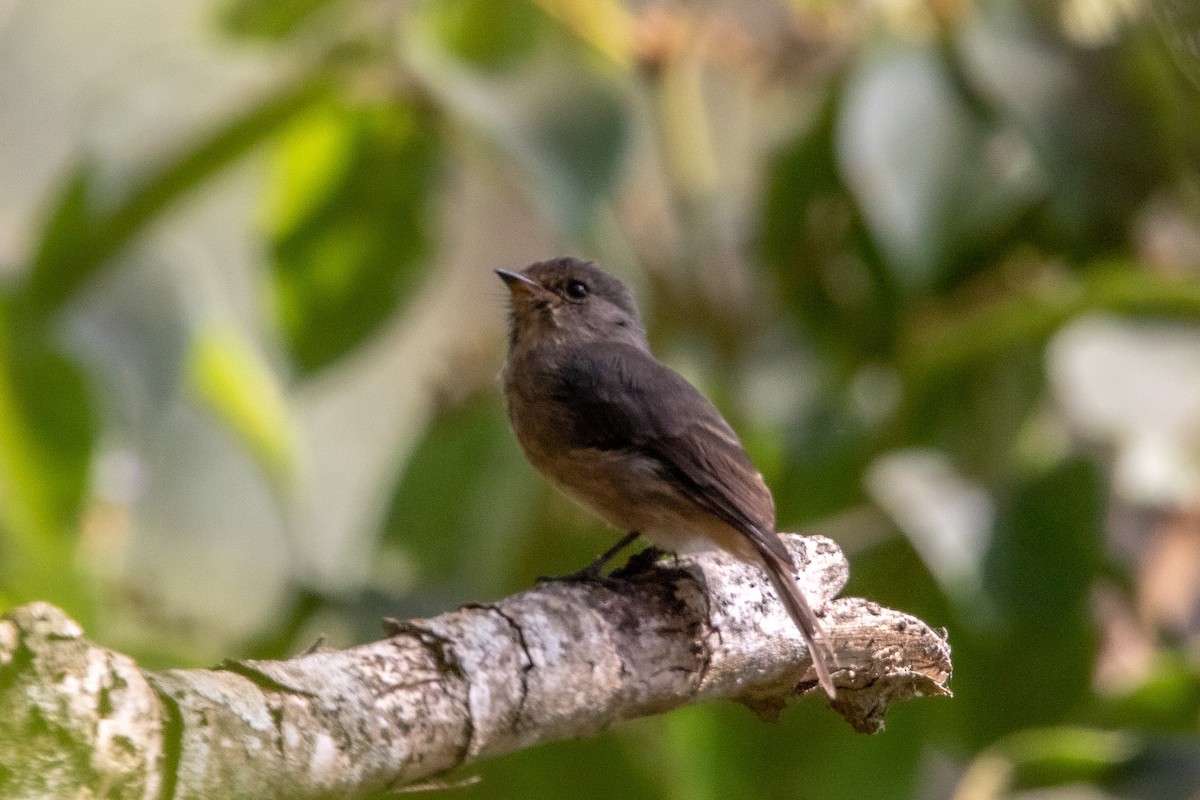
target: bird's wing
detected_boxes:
[551,343,836,697]
[551,342,788,564]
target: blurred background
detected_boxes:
[3,0,1200,797]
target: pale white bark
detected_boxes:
[0,534,950,799]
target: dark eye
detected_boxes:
[566,280,589,299]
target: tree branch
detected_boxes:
[0,535,951,799]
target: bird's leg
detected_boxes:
[573,530,643,579]
[539,531,643,583]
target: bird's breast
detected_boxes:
[505,376,653,524]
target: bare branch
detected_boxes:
[0,535,950,799]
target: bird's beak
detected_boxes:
[495,268,542,295]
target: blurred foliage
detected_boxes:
[268,97,440,372]
[429,0,548,68]
[3,0,1200,798]
[0,296,93,621]
[187,324,300,483]
[25,73,333,317]
[218,0,345,40]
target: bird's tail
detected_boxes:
[758,547,838,698]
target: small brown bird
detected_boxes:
[497,256,836,697]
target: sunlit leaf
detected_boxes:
[530,0,634,67]
[186,324,299,485]
[262,104,355,240]
[982,727,1138,790]
[266,99,440,373]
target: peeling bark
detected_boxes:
[0,535,951,799]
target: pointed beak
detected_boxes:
[495,268,542,294]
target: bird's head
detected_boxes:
[496,257,646,350]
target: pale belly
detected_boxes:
[527,444,759,562]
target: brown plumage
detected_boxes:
[497,256,837,697]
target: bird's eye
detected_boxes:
[566,280,589,299]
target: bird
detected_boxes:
[496,256,837,698]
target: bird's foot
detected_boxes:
[537,531,642,583]
[612,545,669,578]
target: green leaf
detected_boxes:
[427,0,547,69]
[218,0,343,39]
[964,459,1104,741]
[1099,653,1200,732]
[759,90,898,368]
[24,72,332,317]
[0,294,93,615]
[900,268,1200,386]
[186,324,300,485]
[266,99,440,373]
[964,13,1174,260]
[26,163,100,292]
[1151,0,1200,89]
[992,727,1138,788]
[906,345,1046,477]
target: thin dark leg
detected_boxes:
[574,530,642,579]
[539,531,642,583]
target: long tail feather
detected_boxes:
[760,551,837,698]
